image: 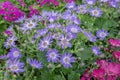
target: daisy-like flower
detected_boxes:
[86,0,96,5]
[4,36,17,49]
[27,58,43,69]
[37,29,48,37]
[76,5,88,14]
[72,17,81,25]
[58,34,72,48]
[92,46,102,55]
[21,20,37,31]
[38,36,52,51]
[61,10,72,20]
[89,8,102,17]
[66,32,76,40]
[8,59,24,73]
[66,24,81,34]
[47,11,59,23]
[60,53,75,68]
[46,49,60,63]
[7,48,21,59]
[96,29,109,40]
[109,0,118,8]
[66,2,76,9]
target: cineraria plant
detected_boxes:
[0,0,120,80]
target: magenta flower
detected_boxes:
[0,1,25,22]
[112,51,120,61]
[108,38,120,47]
[92,68,105,79]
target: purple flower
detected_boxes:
[38,36,52,51]
[0,55,8,59]
[66,1,76,9]
[8,59,24,73]
[99,0,108,2]
[46,49,60,63]
[27,58,43,69]
[7,48,21,59]
[14,15,26,23]
[60,53,75,68]
[61,10,72,20]
[21,20,37,31]
[76,5,88,14]
[91,46,102,55]
[81,29,96,42]
[96,29,109,40]
[109,0,118,8]
[66,24,81,33]
[37,29,48,36]
[30,14,42,22]
[66,32,77,40]
[58,34,72,48]
[72,17,82,25]
[89,8,102,17]
[47,11,59,22]
[85,0,96,5]
[4,36,17,49]
[52,33,61,40]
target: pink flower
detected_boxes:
[92,68,105,79]
[105,62,120,76]
[108,38,120,47]
[107,75,117,80]
[0,1,25,22]
[80,69,91,80]
[112,51,120,61]
[28,5,39,17]
[5,30,13,36]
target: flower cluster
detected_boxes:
[0,1,25,22]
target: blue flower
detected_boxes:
[89,8,102,17]
[66,24,81,34]
[60,53,75,68]
[8,59,24,73]
[46,49,60,63]
[38,36,52,51]
[7,48,22,59]
[27,58,43,69]
[58,34,72,48]
[76,5,88,14]
[91,46,102,55]
[21,20,37,31]
[4,36,17,49]
[66,2,76,9]
[86,0,96,5]
[96,29,109,40]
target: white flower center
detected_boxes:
[93,10,99,15]
[63,57,70,64]
[100,32,106,38]
[50,52,56,59]
[8,40,13,45]
[71,28,77,33]
[10,65,19,71]
[13,51,19,57]
[93,49,98,54]
[61,39,68,45]
[42,41,49,48]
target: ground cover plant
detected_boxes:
[0,0,120,80]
